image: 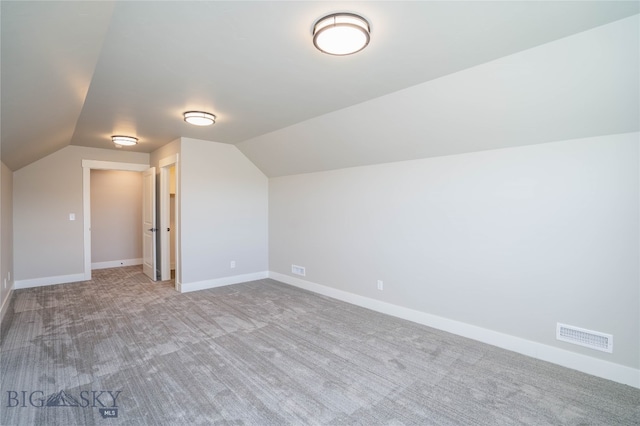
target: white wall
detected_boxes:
[1,162,14,324]
[269,133,639,379]
[90,169,142,267]
[179,138,268,291]
[13,146,149,286]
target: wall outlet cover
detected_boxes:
[291,265,306,276]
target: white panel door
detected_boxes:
[142,167,157,281]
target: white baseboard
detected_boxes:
[177,271,269,293]
[15,273,86,289]
[269,271,640,389]
[91,258,142,270]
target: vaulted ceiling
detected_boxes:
[2,1,638,173]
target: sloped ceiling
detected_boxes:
[2,1,639,173]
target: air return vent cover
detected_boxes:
[556,323,613,353]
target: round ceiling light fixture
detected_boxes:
[313,13,370,56]
[184,111,216,126]
[111,135,138,146]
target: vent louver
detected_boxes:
[556,323,613,353]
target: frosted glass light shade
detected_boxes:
[184,111,216,126]
[111,135,138,146]
[313,13,370,56]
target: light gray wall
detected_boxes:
[13,146,149,281]
[90,169,142,264]
[269,133,639,369]
[1,162,14,317]
[150,138,180,168]
[180,138,268,284]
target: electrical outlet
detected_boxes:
[230,261,236,269]
[291,265,306,276]
[377,280,384,291]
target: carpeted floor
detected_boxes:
[1,266,638,425]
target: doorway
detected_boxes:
[90,169,143,270]
[82,160,150,281]
[159,154,179,288]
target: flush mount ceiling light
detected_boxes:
[313,13,370,56]
[111,135,138,146]
[184,111,216,126]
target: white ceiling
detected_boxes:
[2,1,639,173]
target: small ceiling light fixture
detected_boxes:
[184,111,216,126]
[313,13,370,56]
[111,135,138,146]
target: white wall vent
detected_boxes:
[291,265,306,276]
[556,323,613,353]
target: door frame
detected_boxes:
[82,160,150,281]
[159,154,179,288]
